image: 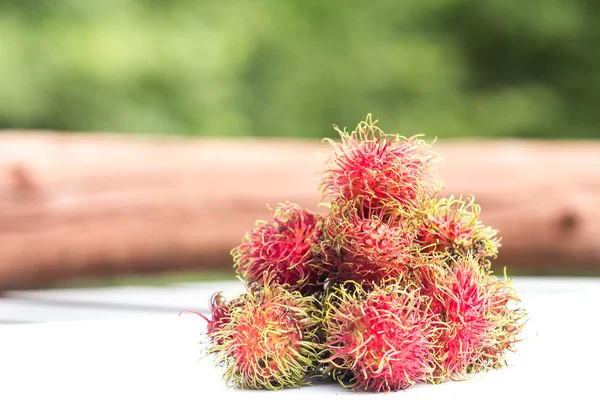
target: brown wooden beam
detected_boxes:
[1,132,599,288]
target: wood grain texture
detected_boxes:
[1,132,599,288]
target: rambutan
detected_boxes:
[206,282,322,390]
[317,198,416,286]
[320,281,438,392]
[320,114,442,212]
[416,196,500,260]
[433,256,494,379]
[231,202,325,295]
[414,254,525,380]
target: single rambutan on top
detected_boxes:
[320,114,442,212]
[416,195,500,260]
[207,282,322,390]
[320,281,439,392]
[316,198,416,286]
[231,202,325,295]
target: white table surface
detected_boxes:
[0,277,598,399]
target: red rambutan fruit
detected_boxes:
[416,196,500,260]
[320,115,442,212]
[317,198,416,286]
[320,281,438,392]
[206,282,322,390]
[414,254,525,380]
[432,256,494,379]
[232,202,325,295]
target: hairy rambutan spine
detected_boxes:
[202,291,240,347]
[320,114,442,212]
[232,202,325,295]
[414,254,526,380]
[474,272,527,372]
[206,282,322,390]
[320,281,439,392]
[316,198,416,286]
[434,257,493,379]
[416,196,500,260]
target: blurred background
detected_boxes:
[1,0,599,290]
[2,0,599,139]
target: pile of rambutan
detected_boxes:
[186,115,526,392]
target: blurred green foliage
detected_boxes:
[0,0,598,139]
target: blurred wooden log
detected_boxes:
[1,132,599,288]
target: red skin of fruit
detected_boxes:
[415,255,523,380]
[320,118,441,212]
[323,282,437,392]
[416,196,500,259]
[205,284,322,390]
[228,301,303,378]
[436,262,492,378]
[318,199,416,286]
[232,202,324,295]
[203,292,244,346]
